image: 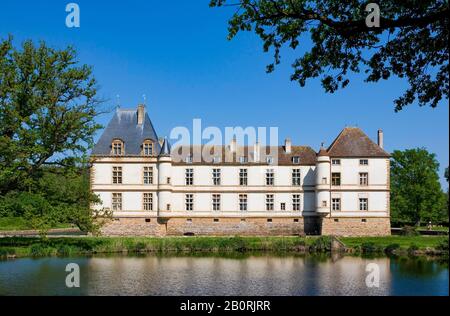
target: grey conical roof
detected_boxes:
[92,108,161,156]
[159,137,171,156]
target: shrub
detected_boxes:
[407,244,419,255]
[309,236,332,252]
[436,238,449,251]
[0,248,16,257]
[385,243,400,254]
[400,226,420,236]
[360,242,383,253]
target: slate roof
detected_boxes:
[91,108,161,156]
[171,145,317,165]
[326,127,390,158]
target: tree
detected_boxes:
[0,36,102,195]
[0,37,110,235]
[390,148,447,225]
[210,0,449,111]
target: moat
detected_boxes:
[0,254,448,296]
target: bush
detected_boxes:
[0,248,16,257]
[400,226,420,236]
[385,243,401,254]
[309,236,332,252]
[360,242,383,253]
[436,238,449,251]
[407,244,419,255]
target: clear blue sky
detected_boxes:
[1,0,448,187]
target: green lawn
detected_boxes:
[0,217,72,231]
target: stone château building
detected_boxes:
[90,104,391,236]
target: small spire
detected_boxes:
[160,137,171,156]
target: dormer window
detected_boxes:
[142,140,154,156]
[292,156,300,164]
[213,156,221,164]
[185,155,193,163]
[239,156,248,164]
[112,139,124,156]
[266,156,274,164]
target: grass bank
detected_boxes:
[0,235,448,259]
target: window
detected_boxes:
[239,194,248,211]
[214,218,219,223]
[266,169,274,186]
[359,172,369,186]
[212,194,221,211]
[267,218,273,223]
[112,166,122,184]
[143,166,153,184]
[185,155,193,163]
[142,141,153,156]
[239,156,248,164]
[166,204,171,211]
[292,156,300,164]
[213,156,221,164]
[166,177,171,184]
[322,177,327,184]
[331,172,341,186]
[322,200,327,207]
[185,194,194,211]
[292,169,301,186]
[212,169,221,186]
[332,198,341,211]
[280,203,286,211]
[239,169,248,186]
[143,193,153,211]
[266,194,274,211]
[112,140,124,156]
[360,159,369,165]
[332,159,341,165]
[359,198,368,211]
[185,168,194,185]
[266,156,274,164]
[292,194,301,211]
[112,193,122,211]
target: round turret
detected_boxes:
[315,146,331,214]
[158,138,172,213]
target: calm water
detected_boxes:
[0,254,448,296]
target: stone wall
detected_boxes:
[100,216,390,237]
[321,217,391,236]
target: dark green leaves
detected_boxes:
[211,0,449,111]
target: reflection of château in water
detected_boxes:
[90,104,391,236]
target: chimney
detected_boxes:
[254,142,260,162]
[137,104,145,125]
[230,136,237,153]
[377,129,384,149]
[285,138,292,154]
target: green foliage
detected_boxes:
[436,238,449,251]
[360,242,383,253]
[309,236,332,252]
[408,244,419,255]
[0,36,103,194]
[391,148,448,225]
[0,37,111,235]
[400,226,420,236]
[210,0,448,111]
[385,243,401,254]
